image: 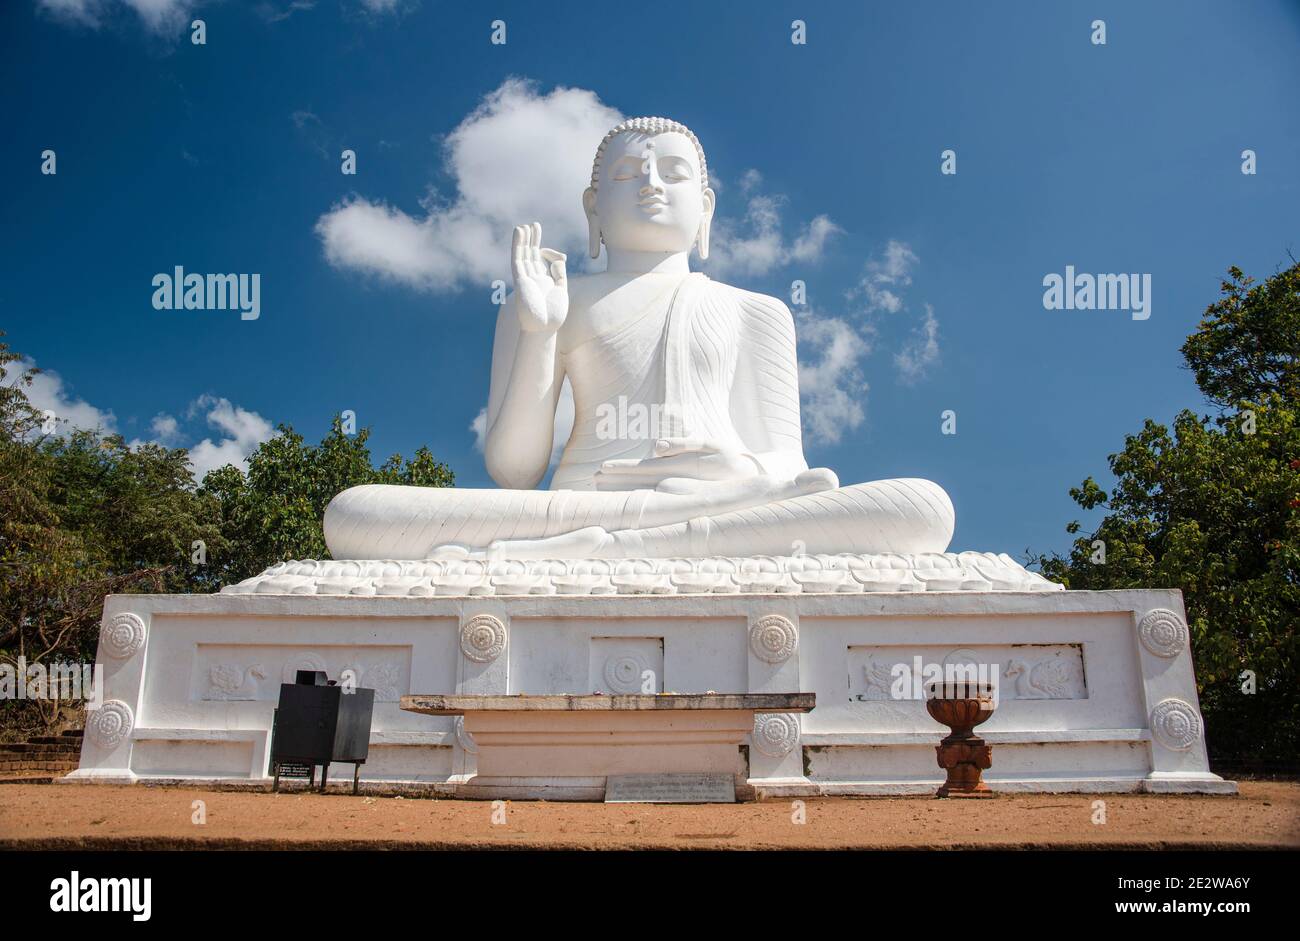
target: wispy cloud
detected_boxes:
[705,175,840,278]
[850,239,918,314]
[38,0,197,34]
[791,215,840,263]
[40,0,377,32]
[290,109,332,160]
[15,355,273,480]
[255,0,316,23]
[148,411,182,444]
[792,239,942,443]
[894,303,941,384]
[795,310,873,445]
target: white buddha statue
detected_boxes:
[324,117,955,562]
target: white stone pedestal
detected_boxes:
[400,693,813,799]
[68,588,1235,796]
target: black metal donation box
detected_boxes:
[270,670,375,794]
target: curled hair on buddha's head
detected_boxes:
[589,117,709,194]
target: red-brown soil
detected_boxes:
[0,781,1295,850]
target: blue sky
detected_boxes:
[3,0,1298,560]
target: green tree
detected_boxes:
[0,339,185,731]
[46,430,227,594]
[1033,264,1300,765]
[1,331,455,735]
[201,419,454,585]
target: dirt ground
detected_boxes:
[0,781,1296,850]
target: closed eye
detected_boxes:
[610,154,697,183]
[611,156,642,182]
[659,156,694,182]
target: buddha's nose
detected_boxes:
[641,164,665,195]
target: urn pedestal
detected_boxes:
[926,681,997,799]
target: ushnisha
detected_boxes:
[324,117,954,561]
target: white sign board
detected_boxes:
[605,773,735,803]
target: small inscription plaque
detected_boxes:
[276,761,312,778]
[605,772,735,804]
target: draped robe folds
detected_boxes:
[323,273,956,560]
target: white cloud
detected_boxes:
[37,0,102,26]
[847,240,941,385]
[705,175,840,278]
[317,79,622,292]
[852,239,918,313]
[185,395,275,479]
[470,378,574,470]
[795,310,873,446]
[317,90,841,292]
[289,109,332,160]
[256,1,317,24]
[121,0,192,31]
[469,409,487,450]
[706,194,783,278]
[875,240,919,282]
[42,1,400,34]
[15,356,272,478]
[149,412,182,444]
[38,0,196,33]
[895,304,941,384]
[18,358,117,435]
[791,215,840,263]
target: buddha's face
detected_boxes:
[585,131,715,257]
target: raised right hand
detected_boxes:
[512,222,568,333]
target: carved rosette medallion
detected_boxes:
[604,654,648,693]
[87,700,135,749]
[749,615,799,664]
[1150,698,1202,751]
[1138,608,1189,659]
[752,713,800,758]
[460,615,507,663]
[103,612,146,660]
[454,716,479,754]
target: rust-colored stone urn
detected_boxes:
[924,680,997,798]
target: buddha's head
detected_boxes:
[584,117,716,260]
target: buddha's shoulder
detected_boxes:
[705,280,796,327]
[715,282,791,311]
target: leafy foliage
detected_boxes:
[201,421,453,584]
[1032,264,1300,764]
[1182,265,1300,408]
[0,331,453,735]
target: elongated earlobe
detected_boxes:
[697,187,716,260]
[582,187,601,259]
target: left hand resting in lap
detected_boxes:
[594,437,761,490]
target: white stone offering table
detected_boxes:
[400,692,815,801]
